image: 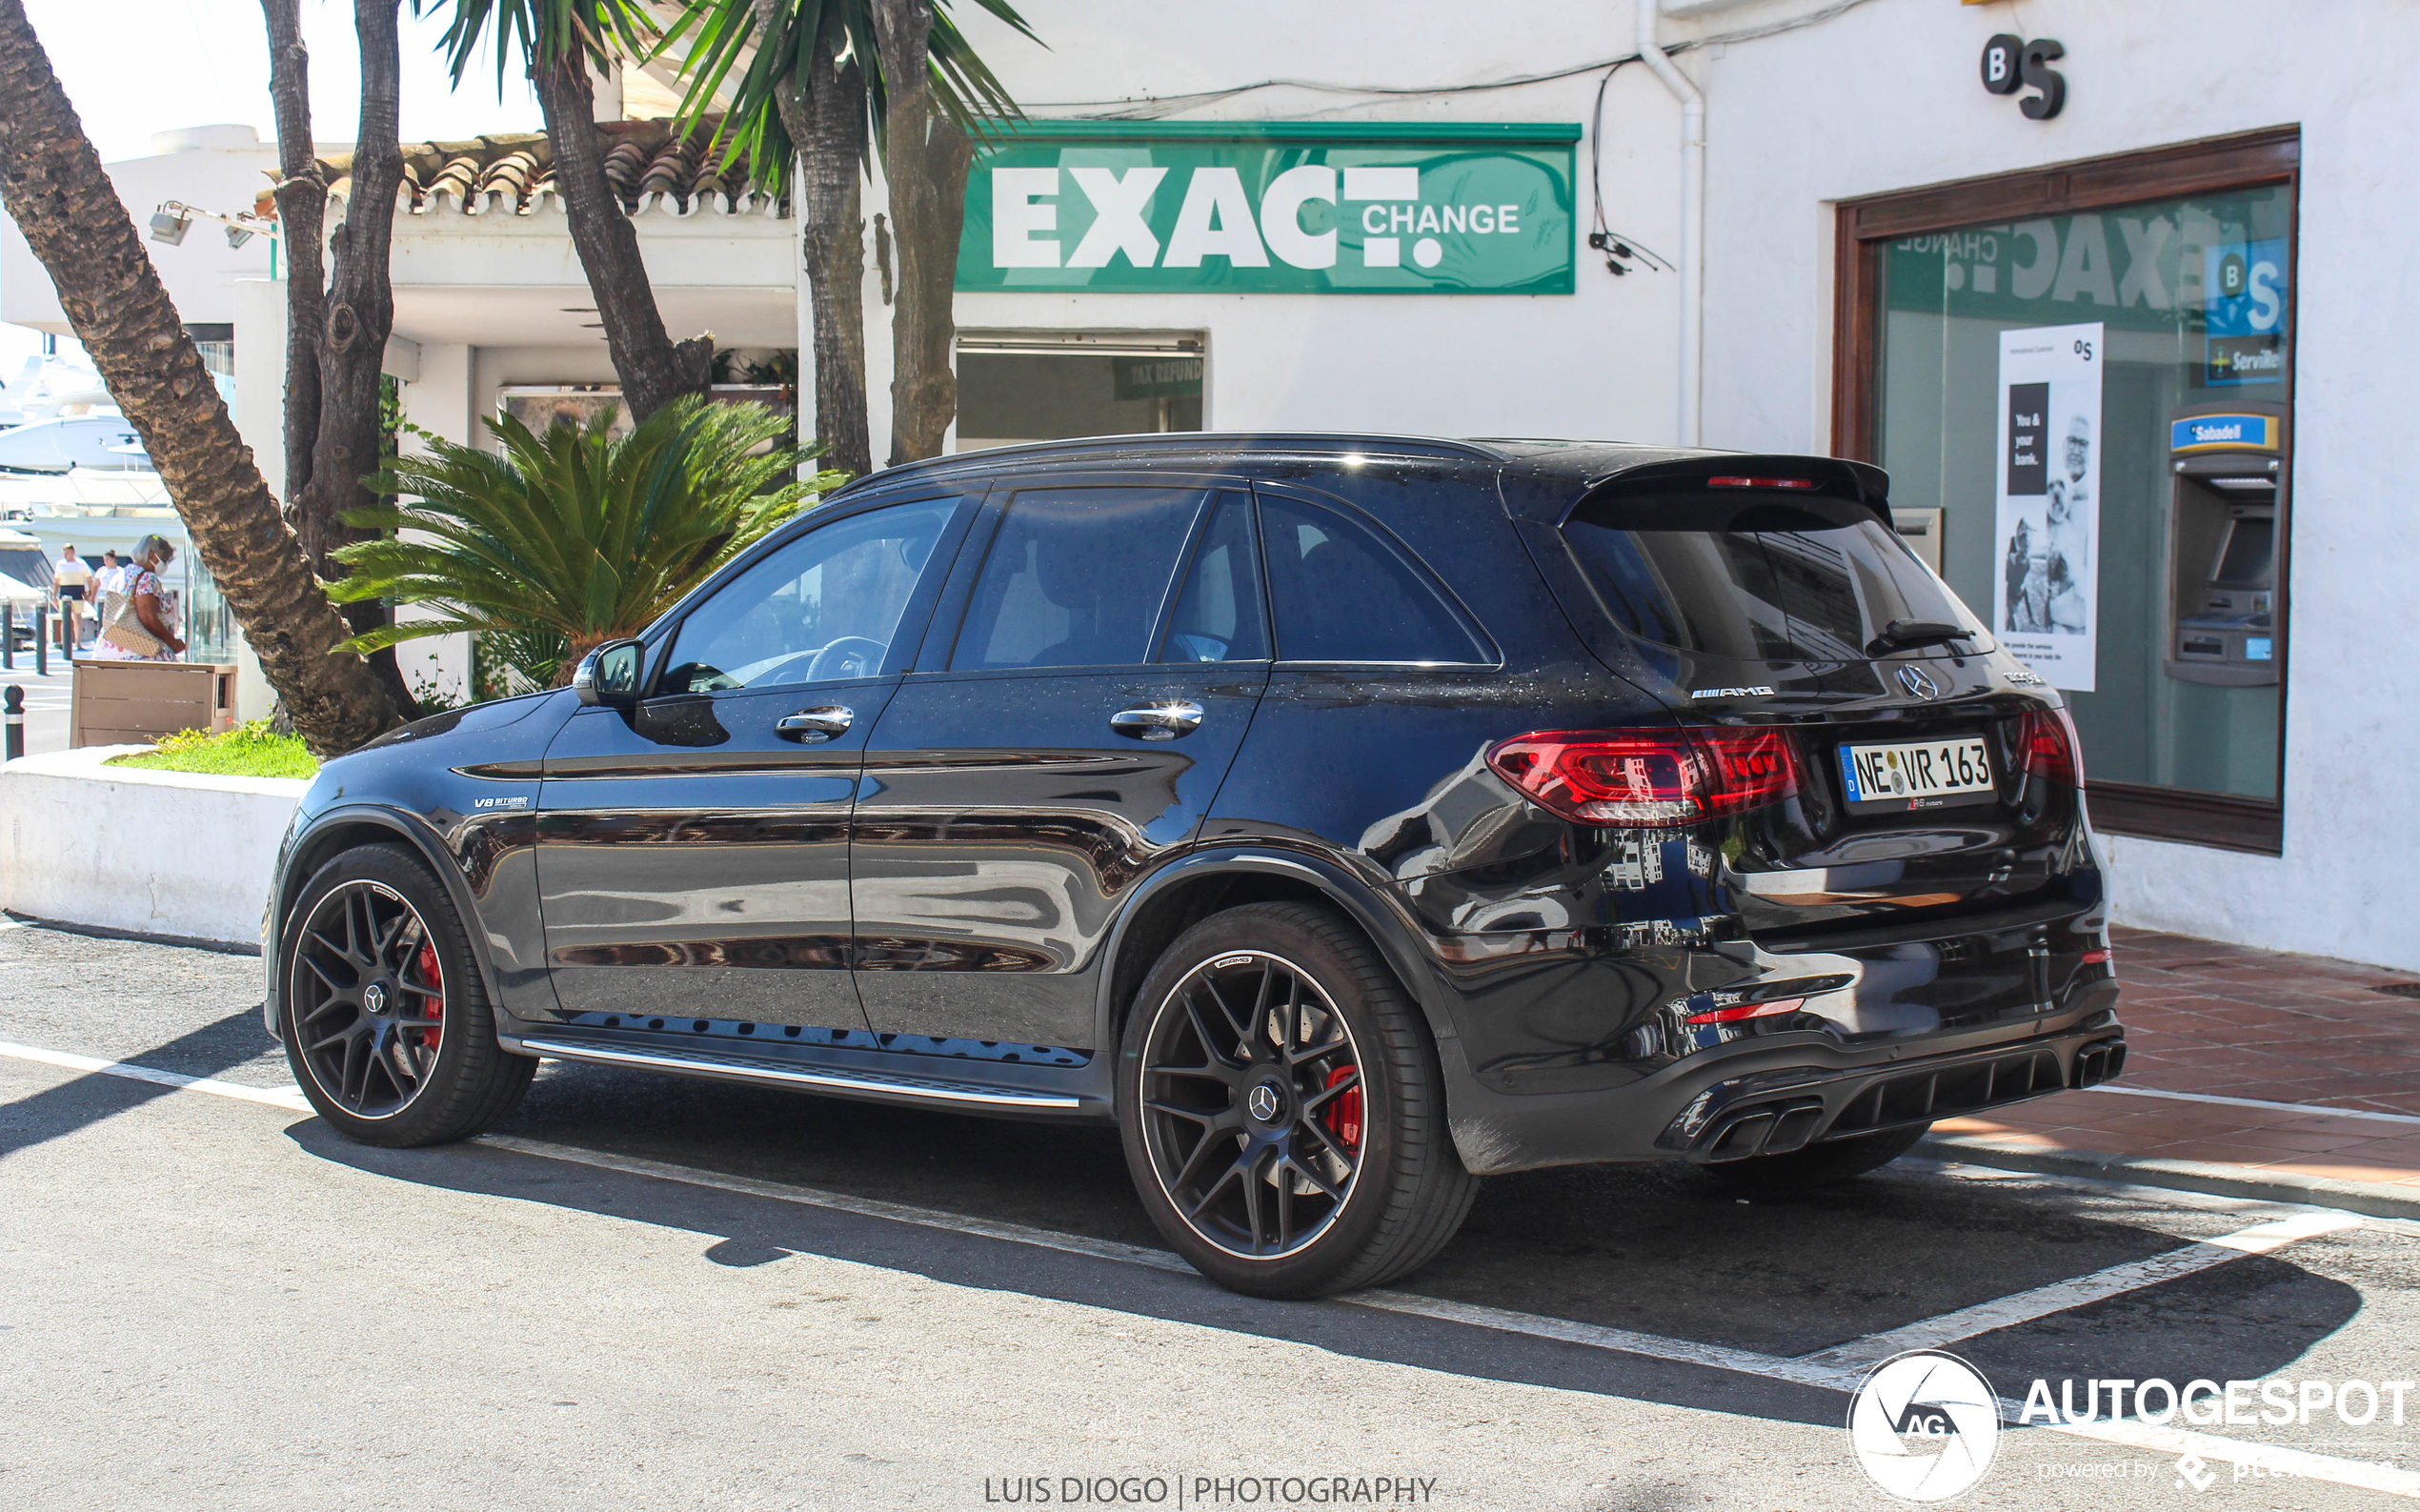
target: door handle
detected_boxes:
[776,705,855,743]
[1111,700,1204,741]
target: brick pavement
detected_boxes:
[1924,926,2420,1211]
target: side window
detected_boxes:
[951,487,1207,671]
[659,498,956,694]
[1158,494,1266,663]
[1259,494,1487,664]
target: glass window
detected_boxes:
[1158,494,1266,663]
[1260,494,1486,664]
[951,487,1207,670]
[659,498,955,694]
[1875,185,2292,801]
[1561,491,1990,664]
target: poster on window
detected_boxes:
[1992,323,2103,691]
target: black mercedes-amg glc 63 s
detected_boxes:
[266,434,2123,1298]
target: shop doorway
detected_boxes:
[954,331,1204,453]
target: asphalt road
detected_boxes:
[7,919,2420,1511]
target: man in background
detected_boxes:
[50,543,90,653]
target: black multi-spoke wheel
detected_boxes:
[1119,902,1478,1299]
[290,881,448,1119]
[1139,950,1365,1260]
[280,844,533,1147]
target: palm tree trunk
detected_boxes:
[531,51,711,425]
[773,1,872,480]
[873,0,969,465]
[259,0,322,512]
[0,0,403,756]
[299,0,414,715]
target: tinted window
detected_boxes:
[952,487,1206,670]
[1562,492,1993,663]
[1260,494,1485,664]
[1158,494,1266,663]
[661,498,955,693]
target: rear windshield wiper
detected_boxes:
[1865,618,1975,656]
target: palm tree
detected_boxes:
[665,0,1037,472]
[326,396,841,684]
[0,0,404,756]
[424,1,712,423]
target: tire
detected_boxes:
[1698,1121,1932,1192]
[1117,901,1478,1299]
[279,843,534,1148]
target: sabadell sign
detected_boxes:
[956,121,1580,295]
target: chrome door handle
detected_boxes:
[1111,700,1204,741]
[776,705,854,743]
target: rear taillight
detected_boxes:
[1684,997,1805,1025]
[1487,727,1802,826]
[2016,708,2085,788]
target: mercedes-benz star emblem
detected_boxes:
[363,982,389,1014]
[1246,1084,1281,1121]
[1896,665,1941,700]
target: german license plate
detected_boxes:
[1838,736,1995,811]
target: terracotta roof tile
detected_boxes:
[314,119,782,220]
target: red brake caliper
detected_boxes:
[1321,1064,1361,1152]
[414,941,443,1051]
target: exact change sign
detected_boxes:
[957,121,1578,295]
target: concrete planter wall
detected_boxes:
[0,746,304,949]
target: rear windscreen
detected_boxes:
[1561,491,1992,663]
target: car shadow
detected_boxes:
[0,1005,273,1159]
[285,1099,2365,1430]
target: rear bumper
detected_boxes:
[1434,970,2123,1176]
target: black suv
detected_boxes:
[267,434,2123,1298]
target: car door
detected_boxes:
[851,481,1271,1052]
[534,494,971,1031]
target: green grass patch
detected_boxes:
[107,720,318,779]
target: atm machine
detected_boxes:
[2165,400,2287,686]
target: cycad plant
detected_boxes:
[328,395,842,689]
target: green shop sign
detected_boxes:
[957,121,1579,296]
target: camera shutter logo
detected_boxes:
[1845,1350,2002,1502]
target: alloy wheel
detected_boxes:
[1138,951,1365,1259]
[290,880,448,1119]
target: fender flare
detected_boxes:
[263,804,506,1042]
[1086,845,1465,1059]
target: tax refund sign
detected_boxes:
[957,122,1579,295]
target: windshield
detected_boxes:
[1561,491,1993,664]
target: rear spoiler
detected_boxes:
[1570,454,1894,528]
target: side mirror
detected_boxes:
[573,639,643,707]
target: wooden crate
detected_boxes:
[71,660,240,748]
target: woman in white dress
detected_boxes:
[90,534,185,661]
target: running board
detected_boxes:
[512,1036,1087,1111]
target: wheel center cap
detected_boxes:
[1245,1082,1283,1123]
[363,981,390,1016]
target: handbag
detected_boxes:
[99,570,166,657]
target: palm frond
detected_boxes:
[663,0,1042,195]
[331,395,845,667]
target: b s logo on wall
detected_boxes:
[1980,34,2067,120]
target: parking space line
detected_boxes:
[2087,1082,2420,1127]
[1797,1210,2364,1374]
[8,1041,2417,1498]
[0,1040,310,1110]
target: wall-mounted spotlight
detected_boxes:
[148,205,192,245]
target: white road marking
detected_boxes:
[2086,1082,2420,1128]
[6,1041,2414,1498]
[1797,1210,2364,1374]
[0,1040,311,1111]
